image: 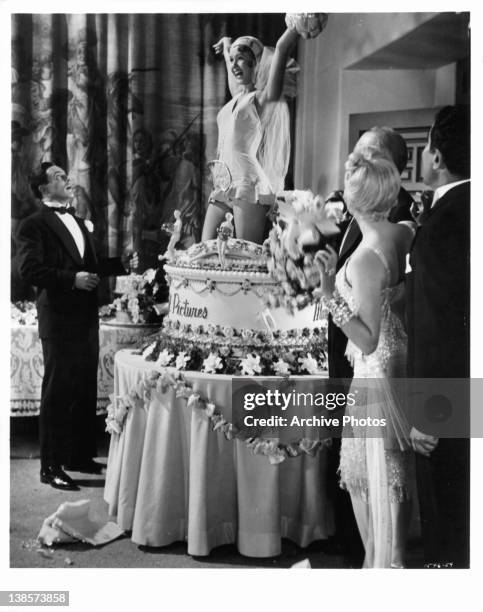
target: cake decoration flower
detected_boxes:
[202,352,223,374]
[205,402,216,417]
[240,353,262,376]
[157,348,174,367]
[273,358,291,377]
[175,351,190,371]
[298,353,319,374]
[241,279,252,294]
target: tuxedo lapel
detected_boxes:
[338,218,361,264]
[41,207,84,266]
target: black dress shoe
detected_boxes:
[63,459,105,474]
[40,466,79,490]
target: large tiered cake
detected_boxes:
[140,237,328,376]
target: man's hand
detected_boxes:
[74,271,99,291]
[410,190,433,225]
[121,251,139,272]
[410,426,439,457]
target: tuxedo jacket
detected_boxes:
[16,205,126,341]
[406,181,470,378]
[328,187,414,378]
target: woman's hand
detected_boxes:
[213,37,232,55]
[314,245,338,297]
[285,13,329,40]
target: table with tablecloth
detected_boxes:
[104,349,335,558]
[10,322,158,416]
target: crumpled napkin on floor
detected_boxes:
[291,558,312,568]
[38,499,123,547]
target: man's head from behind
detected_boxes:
[354,126,408,175]
[422,105,470,188]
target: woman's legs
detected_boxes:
[201,202,230,241]
[233,200,268,244]
[390,499,412,567]
[202,199,268,243]
[350,496,374,567]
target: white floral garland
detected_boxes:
[105,366,331,465]
[11,301,38,326]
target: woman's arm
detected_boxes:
[213,37,238,98]
[317,246,386,355]
[259,28,299,105]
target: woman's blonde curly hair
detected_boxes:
[344,150,401,221]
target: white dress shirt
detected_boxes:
[44,200,85,258]
[431,179,470,208]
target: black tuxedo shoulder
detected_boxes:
[18,206,63,233]
[429,182,469,217]
[389,187,414,223]
[420,183,469,239]
[18,208,45,227]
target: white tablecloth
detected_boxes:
[104,350,335,557]
[10,322,158,416]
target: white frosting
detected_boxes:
[163,239,326,333]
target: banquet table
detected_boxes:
[10,321,158,416]
[104,350,335,558]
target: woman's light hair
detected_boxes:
[344,151,401,221]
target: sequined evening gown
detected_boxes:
[338,245,414,568]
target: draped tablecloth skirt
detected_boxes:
[104,349,335,557]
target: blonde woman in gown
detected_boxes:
[316,152,416,568]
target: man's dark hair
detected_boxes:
[429,105,470,178]
[30,161,54,200]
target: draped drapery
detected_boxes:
[11,13,291,299]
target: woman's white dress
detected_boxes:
[209,91,289,207]
[338,245,414,567]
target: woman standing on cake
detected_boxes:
[201,14,328,244]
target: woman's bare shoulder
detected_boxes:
[348,245,387,285]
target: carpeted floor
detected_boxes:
[10,417,422,569]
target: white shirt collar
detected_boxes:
[431,179,470,208]
[43,199,70,209]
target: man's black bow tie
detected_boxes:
[46,205,75,215]
[417,190,434,224]
[420,190,434,209]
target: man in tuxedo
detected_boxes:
[326,126,414,557]
[406,105,470,567]
[16,162,136,490]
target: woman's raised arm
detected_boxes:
[260,28,299,104]
[213,36,238,98]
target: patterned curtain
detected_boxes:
[11,13,290,300]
